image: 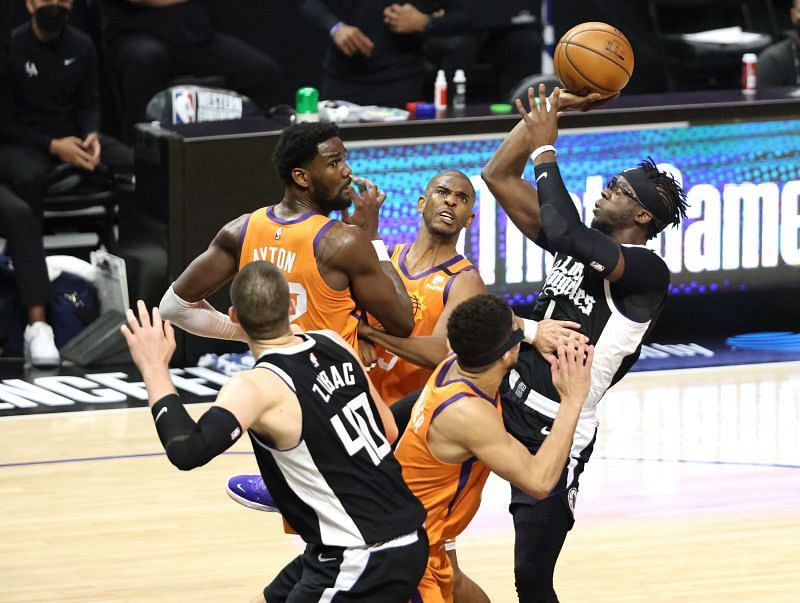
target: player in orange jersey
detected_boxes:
[398,294,593,603]
[159,121,414,350]
[358,170,484,404]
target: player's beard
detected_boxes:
[591,217,614,236]
[313,177,353,213]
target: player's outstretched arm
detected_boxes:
[121,300,269,470]
[481,93,544,242]
[159,215,247,340]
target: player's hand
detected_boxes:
[514,83,561,151]
[383,3,430,34]
[333,24,374,57]
[120,300,176,376]
[358,336,378,369]
[533,319,588,359]
[341,177,386,239]
[548,338,593,411]
[50,136,96,171]
[555,90,610,113]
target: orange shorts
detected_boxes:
[413,544,454,603]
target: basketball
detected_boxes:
[553,22,634,97]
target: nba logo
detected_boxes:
[172,88,197,124]
[309,352,319,368]
[275,227,283,240]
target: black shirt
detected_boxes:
[0,23,99,151]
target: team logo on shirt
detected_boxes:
[25,61,38,77]
[541,257,596,316]
[409,293,427,320]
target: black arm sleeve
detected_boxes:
[151,394,243,471]
[389,389,422,449]
[534,161,622,279]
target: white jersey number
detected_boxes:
[288,282,307,322]
[377,352,399,371]
[330,393,391,465]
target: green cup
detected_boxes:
[296,87,320,115]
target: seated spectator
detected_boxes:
[102,0,282,133]
[0,0,134,223]
[384,1,544,101]
[301,0,434,107]
[757,0,800,88]
[0,184,60,367]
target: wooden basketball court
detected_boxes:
[2,361,799,602]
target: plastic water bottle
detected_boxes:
[741,53,757,96]
[434,69,447,112]
[452,69,466,112]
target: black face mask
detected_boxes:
[34,4,70,34]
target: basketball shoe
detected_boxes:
[226,474,279,512]
[24,322,60,368]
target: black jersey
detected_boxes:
[248,331,426,547]
[510,246,669,415]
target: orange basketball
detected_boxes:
[553,22,634,97]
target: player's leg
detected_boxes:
[263,553,304,603]
[511,495,573,603]
[448,546,490,603]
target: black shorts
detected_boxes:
[501,379,597,515]
[265,528,428,602]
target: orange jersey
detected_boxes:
[239,206,359,349]
[368,243,475,404]
[394,355,497,548]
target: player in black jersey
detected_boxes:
[121,260,427,602]
[482,85,688,602]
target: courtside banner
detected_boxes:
[348,118,800,304]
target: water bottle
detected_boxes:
[434,69,447,112]
[452,69,466,112]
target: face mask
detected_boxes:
[34,4,70,34]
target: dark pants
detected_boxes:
[0,185,50,308]
[511,499,574,603]
[0,136,133,219]
[108,31,282,127]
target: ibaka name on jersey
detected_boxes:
[541,256,596,316]
[312,361,357,402]
[250,246,297,273]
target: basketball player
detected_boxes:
[122,261,428,602]
[481,85,688,601]
[159,121,414,350]
[398,294,593,602]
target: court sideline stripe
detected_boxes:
[1,451,797,470]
